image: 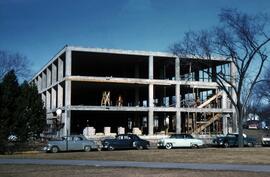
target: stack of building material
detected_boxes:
[118,127,125,134]
[132,127,142,135]
[83,127,96,138]
[104,127,111,135]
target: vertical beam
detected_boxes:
[51,87,56,109]
[175,57,181,133]
[58,57,63,81]
[65,48,72,77]
[223,115,228,135]
[41,93,46,107]
[34,79,38,88]
[149,56,154,79]
[176,84,181,133]
[148,84,154,135]
[222,90,227,109]
[52,63,57,84]
[46,67,51,87]
[63,110,71,136]
[57,84,63,108]
[46,90,51,110]
[64,80,71,136]
[148,55,154,135]
[42,72,46,90]
[62,48,72,136]
[37,75,42,92]
[175,57,180,81]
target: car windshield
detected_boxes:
[170,134,184,139]
[185,134,194,139]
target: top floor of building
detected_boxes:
[31,45,233,92]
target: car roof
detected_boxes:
[171,134,191,136]
[117,134,136,136]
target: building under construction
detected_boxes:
[31,46,237,137]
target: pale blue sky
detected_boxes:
[0,0,269,75]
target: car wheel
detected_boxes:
[224,142,229,148]
[108,145,115,151]
[145,144,150,150]
[165,143,172,150]
[248,142,254,147]
[84,146,91,152]
[51,146,59,153]
[191,144,199,149]
[136,145,144,150]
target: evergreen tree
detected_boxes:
[15,81,46,141]
[0,70,19,148]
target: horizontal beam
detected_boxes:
[46,105,234,113]
[67,76,229,88]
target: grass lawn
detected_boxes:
[0,164,270,177]
[1,147,270,165]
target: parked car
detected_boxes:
[213,133,256,148]
[43,135,98,153]
[261,134,270,147]
[101,134,150,150]
[157,134,204,149]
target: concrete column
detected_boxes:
[46,90,51,110]
[52,63,57,84]
[223,115,228,135]
[176,84,181,133]
[175,57,181,133]
[175,57,180,80]
[46,67,51,87]
[148,84,154,135]
[63,78,71,136]
[65,48,72,77]
[37,75,42,92]
[149,56,154,79]
[58,57,63,81]
[64,49,72,106]
[148,55,154,135]
[34,79,38,87]
[222,90,227,109]
[41,93,46,107]
[148,110,154,135]
[57,84,63,107]
[65,80,71,107]
[176,111,181,133]
[42,72,46,90]
[63,110,71,136]
[51,87,57,109]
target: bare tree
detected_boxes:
[254,66,270,104]
[0,50,31,80]
[170,9,270,147]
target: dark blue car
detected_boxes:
[213,134,256,148]
[101,134,150,150]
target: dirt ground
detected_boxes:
[1,147,270,165]
[0,164,269,177]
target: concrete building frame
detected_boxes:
[31,45,236,137]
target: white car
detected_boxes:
[262,135,270,147]
[157,134,204,149]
